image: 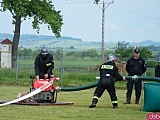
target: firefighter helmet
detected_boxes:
[106,54,117,62]
[40,47,48,55]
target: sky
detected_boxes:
[0,0,160,42]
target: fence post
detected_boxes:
[15,56,19,83]
[60,55,63,87]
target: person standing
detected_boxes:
[124,48,147,104]
[34,47,54,80]
[155,57,160,77]
[89,54,125,109]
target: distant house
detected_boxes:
[0,38,12,68]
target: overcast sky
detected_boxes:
[0,0,160,42]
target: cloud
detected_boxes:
[106,23,124,30]
[133,23,159,32]
[145,23,159,29]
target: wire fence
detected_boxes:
[0,54,156,85]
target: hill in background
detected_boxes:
[0,33,117,50]
[0,33,159,50]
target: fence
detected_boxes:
[0,55,157,85]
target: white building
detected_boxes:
[0,38,12,68]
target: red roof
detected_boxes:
[1,38,12,44]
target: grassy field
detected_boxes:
[0,85,148,120]
[0,59,156,120]
[17,59,101,69]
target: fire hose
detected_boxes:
[1,76,160,106]
[60,76,160,91]
[61,82,98,91]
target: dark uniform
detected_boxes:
[125,56,146,104]
[89,60,124,108]
[34,53,54,79]
[155,65,160,77]
[155,57,160,77]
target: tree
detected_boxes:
[18,48,32,59]
[32,49,40,59]
[0,0,63,68]
[65,51,78,57]
[115,42,154,60]
[54,49,63,60]
[115,42,133,59]
[86,49,99,58]
[154,52,160,59]
[139,47,153,60]
[94,0,100,4]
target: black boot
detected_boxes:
[135,98,140,104]
[112,103,118,109]
[89,102,96,108]
[124,100,130,104]
[124,97,131,104]
[89,98,98,108]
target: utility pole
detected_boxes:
[94,0,114,63]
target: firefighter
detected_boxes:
[89,54,125,109]
[155,56,160,77]
[34,47,54,80]
[124,48,147,104]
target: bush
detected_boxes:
[146,61,157,68]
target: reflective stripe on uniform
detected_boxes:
[112,101,118,103]
[46,63,51,66]
[101,65,113,69]
[93,96,99,99]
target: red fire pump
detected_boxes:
[30,75,61,103]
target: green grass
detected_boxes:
[18,59,101,67]
[0,85,148,120]
[0,66,154,89]
[0,68,99,86]
[0,59,156,119]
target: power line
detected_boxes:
[115,1,160,21]
[53,0,160,21]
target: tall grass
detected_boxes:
[0,58,155,88]
[0,67,99,86]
